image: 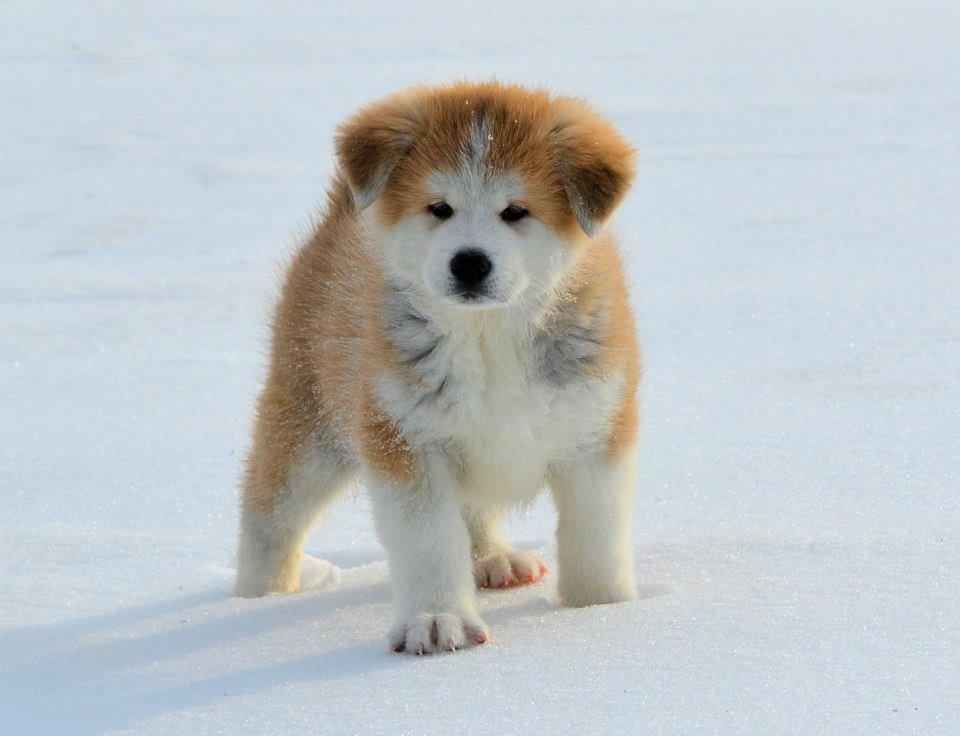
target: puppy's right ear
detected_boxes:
[334,91,424,209]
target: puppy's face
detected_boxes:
[382,167,572,308]
[336,83,636,311]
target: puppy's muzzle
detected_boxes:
[449,248,492,299]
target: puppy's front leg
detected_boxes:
[549,447,638,607]
[368,453,489,654]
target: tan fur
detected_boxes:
[243,82,639,513]
[590,234,641,458]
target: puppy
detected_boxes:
[235,81,640,654]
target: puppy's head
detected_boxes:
[335,82,636,309]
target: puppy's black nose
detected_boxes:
[449,249,492,291]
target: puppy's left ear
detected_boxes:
[551,99,637,237]
[335,90,424,209]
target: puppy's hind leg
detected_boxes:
[235,435,353,597]
[465,506,549,589]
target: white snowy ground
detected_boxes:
[2,2,958,734]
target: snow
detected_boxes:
[1,1,958,734]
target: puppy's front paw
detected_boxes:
[473,550,548,589]
[390,612,490,655]
[558,574,637,608]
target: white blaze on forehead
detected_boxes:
[460,114,494,185]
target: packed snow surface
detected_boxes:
[1,2,958,734]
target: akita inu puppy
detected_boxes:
[235,81,640,654]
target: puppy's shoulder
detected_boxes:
[540,233,638,379]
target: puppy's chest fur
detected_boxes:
[376,291,621,502]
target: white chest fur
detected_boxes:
[376,293,622,504]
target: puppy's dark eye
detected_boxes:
[427,201,454,220]
[500,204,529,223]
